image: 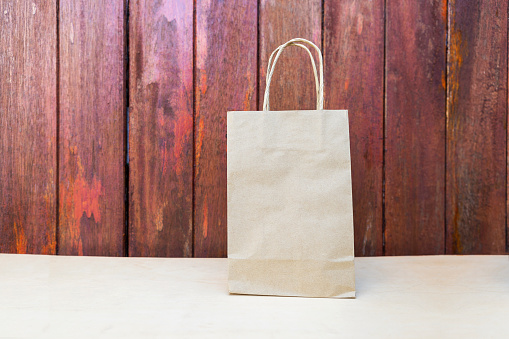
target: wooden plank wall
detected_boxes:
[0,1,57,254]
[194,0,257,257]
[129,0,193,257]
[385,1,446,255]
[446,0,507,254]
[59,0,125,256]
[324,0,384,256]
[0,0,507,256]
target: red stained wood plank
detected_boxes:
[385,0,446,255]
[446,0,507,254]
[59,0,125,255]
[324,0,384,256]
[194,0,257,257]
[259,0,322,111]
[129,0,193,257]
[0,1,57,254]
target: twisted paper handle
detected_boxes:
[263,38,324,111]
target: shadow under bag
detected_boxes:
[227,38,355,298]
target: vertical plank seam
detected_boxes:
[192,0,197,257]
[382,0,387,255]
[321,0,324,110]
[55,0,60,255]
[124,0,130,257]
[505,0,509,254]
[445,0,449,255]
[321,0,324,62]
[256,0,260,111]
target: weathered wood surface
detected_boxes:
[129,0,193,257]
[324,0,384,256]
[0,1,508,257]
[446,0,507,254]
[385,0,446,255]
[194,0,258,257]
[0,0,57,254]
[259,0,322,111]
[59,0,125,255]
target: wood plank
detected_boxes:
[59,0,125,255]
[129,0,193,257]
[324,0,384,256]
[194,0,257,257]
[0,1,57,254]
[259,0,322,111]
[385,0,446,255]
[446,0,507,254]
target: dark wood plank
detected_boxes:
[129,0,193,257]
[194,0,257,257]
[0,0,57,254]
[259,0,322,111]
[446,0,507,254]
[59,0,125,255]
[385,0,446,255]
[324,0,384,256]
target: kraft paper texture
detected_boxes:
[227,110,355,298]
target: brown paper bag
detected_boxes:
[227,38,355,298]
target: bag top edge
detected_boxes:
[227,109,348,114]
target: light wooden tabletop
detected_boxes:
[0,254,508,338]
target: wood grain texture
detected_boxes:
[446,0,507,254]
[194,0,257,257]
[129,0,193,257]
[259,0,322,111]
[59,0,125,255]
[385,0,446,255]
[0,0,57,254]
[324,0,384,256]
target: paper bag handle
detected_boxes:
[263,38,324,111]
[266,43,319,109]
